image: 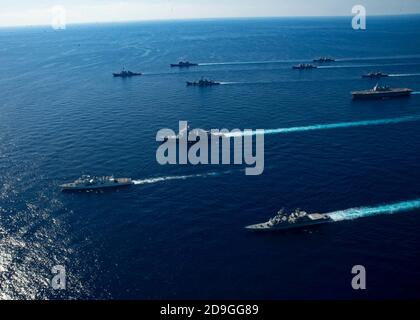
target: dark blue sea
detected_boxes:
[1,16,420,299]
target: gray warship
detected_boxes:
[60,175,133,191]
[113,70,142,78]
[292,63,317,70]
[362,72,389,79]
[170,61,198,68]
[352,84,412,99]
[186,78,221,87]
[245,209,333,231]
[313,57,335,63]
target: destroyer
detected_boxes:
[170,61,198,68]
[362,72,389,78]
[245,209,333,231]
[292,63,317,70]
[162,124,224,143]
[60,175,133,191]
[313,57,335,63]
[186,78,221,87]
[156,121,265,176]
[113,70,142,78]
[352,84,412,99]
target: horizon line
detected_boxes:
[1,13,420,29]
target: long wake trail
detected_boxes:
[328,198,420,222]
[318,62,420,69]
[389,73,420,77]
[199,60,301,66]
[337,54,420,62]
[224,115,420,138]
[132,171,228,185]
[199,54,420,66]
[219,77,361,85]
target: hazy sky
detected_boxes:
[1,0,419,27]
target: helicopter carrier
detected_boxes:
[352,84,412,99]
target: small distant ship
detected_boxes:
[170,61,198,68]
[186,78,221,87]
[245,209,333,231]
[352,84,412,99]
[313,57,335,63]
[60,175,133,191]
[292,63,317,70]
[362,72,389,78]
[113,70,142,78]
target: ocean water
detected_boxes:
[1,16,420,299]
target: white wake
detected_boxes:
[224,115,420,138]
[328,199,420,222]
[132,171,226,185]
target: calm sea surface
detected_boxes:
[1,16,420,299]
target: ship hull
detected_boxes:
[361,75,388,78]
[61,183,132,191]
[292,66,317,70]
[113,73,142,78]
[186,82,221,87]
[245,220,332,231]
[171,64,198,68]
[352,89,412,99]
[163,130,224,143]
[245,214,333,232]
[61,179,133,191]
